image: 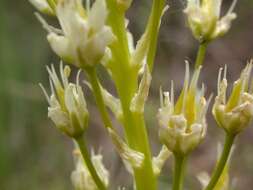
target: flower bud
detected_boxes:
[71,149,109,190]
[130,65,152,113]
[152,146,171,176]
[184,0,237,42]
[108,128,144,174]
[36,0,115,68]
[40,63,89,138]
[158,64,211,155]
[213,62,253,135]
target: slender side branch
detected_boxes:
[75,136,107,190]
[147,0,166,71]
[204,133,235,190]
[85,66,113,129]
[172,154,187,190]
[195,42,208,69]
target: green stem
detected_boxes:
[105,1,157,189]
[85,66,113,129]
[195,42,208,69]
[131,112,157,190]
[75,136,107,190]
[147,0,166,71]
[204,133,235,190]
[172,154,187,190]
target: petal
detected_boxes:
[48,106,70,127]
[80,26,115,65]
[56,0,88,42]
[47,33,76,63]
[29,0,54,15]
[212,13,236,39]
[130,65,152,113]
[64,84,77,114]
[91,153,110,187]
[88,0,107,32]
[108,128,144,169]
[56,0,76,35]
[152,146,171,176]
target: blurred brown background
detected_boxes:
[0,0,253,189]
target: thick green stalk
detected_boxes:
[75,136,107,190]
[105,1,157,189]
[85,66,113,129]
[204,133,235,190]
[172,154,187,190]
[195,42,208,69]
[104,0,170,188]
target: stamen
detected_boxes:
[217,67,223,95]
[39,83,50,103]
[204,94,213,116]
[182,61,190,113]
[163,92,170,107]
[76,69,82,86]
[159,86,163,107]
[170,80,174,111]
[51,64,63,90]
[60,62,67,88]
[189,65,201,92]
[49,78,55,96]
[226,0,237,15]
[223,64,227,80]
[35,12,63,34]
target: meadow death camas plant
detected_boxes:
[28,0,253,189]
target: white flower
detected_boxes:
[29,0,55,15]
[37,0,115,67]
[213,62,253,134]
[71,149,109,190]
[184,0,237,42]
[40,63,89,138]
[158,64,211,154]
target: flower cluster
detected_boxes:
[71,149,109,190]
[213,62,253,135]
[35,0,115,67]
[40,63,89,138]
[158,64,211,155]
[184,0,237,42]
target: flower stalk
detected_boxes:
[172,154,187,190]
[195,42,208,69]
[74,136,107,190]
[204,133,235,190]
[85,66,113,129]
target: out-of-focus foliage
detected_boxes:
[0,0,253,189]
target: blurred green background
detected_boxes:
[1,0,253,189]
